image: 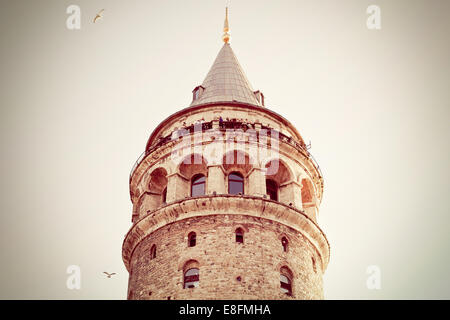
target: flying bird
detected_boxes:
[93,9,105,23]
[103,272,116,278]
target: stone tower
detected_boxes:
[123,9,329,300]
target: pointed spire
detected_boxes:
[222,7,230,43]
[190,43,261,107]
[190,6,263,107]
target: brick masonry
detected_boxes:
[127,214,324,300]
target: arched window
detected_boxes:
[150,245,156,260]
[191,174,206,197]
[301,178,314,204]
[281,237,288,252]
[280,275,292,296]
[184,268,200,289]
[280,267,293,296]
[188,232,196,247]
[162,187,167,204]
[228,172,244,195]
[235,228,244,243]
[148,167,168,209]
[266,179,278,201]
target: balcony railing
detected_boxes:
[129,120,323,182]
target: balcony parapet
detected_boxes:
[129,120,323,184]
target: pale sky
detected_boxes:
[0,0,449,299]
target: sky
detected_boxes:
[0,0,449,299]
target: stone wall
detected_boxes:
[127,214,324,300]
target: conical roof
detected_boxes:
[190,43,261,107]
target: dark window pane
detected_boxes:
[191,174,206,196]
[280,274,292,295]
[184,268,199,289]
[191,183,205,196]
[236,228,244,243]
[150,246,156,259]
[229,181,243,194]
[282,237,288,252]
[229,172,243,181]
[193,175,205,183]
[185,268,199,277]
[229,172,244,194]
[266,179,278,201]
[162,188,167,203]
[188,233,196,247]
[280,282,291,294]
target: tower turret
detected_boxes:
[123,9,328,300]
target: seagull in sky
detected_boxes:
[103,272,116,278]
[93,9,105,23]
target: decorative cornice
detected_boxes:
[145,102,305,150]
[122,195,330,273]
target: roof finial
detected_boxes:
[222,7,230,43]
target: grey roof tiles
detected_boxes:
[190,43,261,107]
